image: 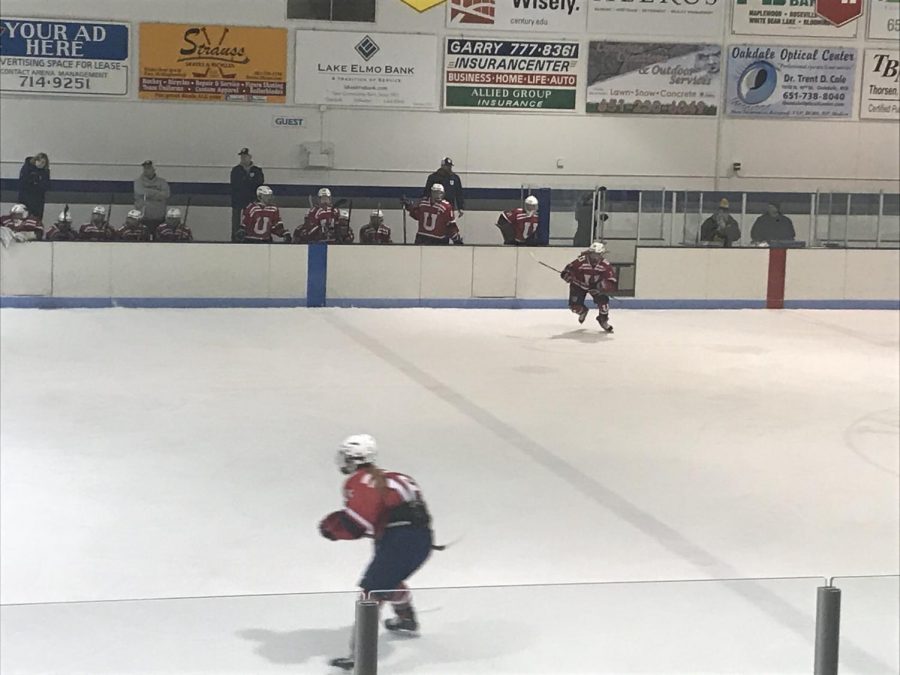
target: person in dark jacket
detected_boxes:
[423,157,464,216]
[750,203,795,244]
[230,148,265,242]
[17,153,50,220]
[700,198,741,247]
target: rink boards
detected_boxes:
[0,243,898,309]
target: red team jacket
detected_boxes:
[1,215,44,240]
[405,199,460,243]
[295,206,341,243]
[118,223,151,242]
[242,202,287,242]
[562,252,618,291]
[500,207,538,243]
[78,222,116,241]
[359,223,392,244]
[154,223,193,242]
[45,224,78,241]
[320,469,426,541]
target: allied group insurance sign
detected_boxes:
[0,18,129,96]
[139,23,287,103]
[295,31,437,109]
[444,38,579,110]
[726,45,856,117]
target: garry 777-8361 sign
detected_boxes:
[444,38,579,110]
[295,30,437,109]
[0,18,129,96]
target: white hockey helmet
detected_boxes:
[589,241,607,256]
[10,203,28,219]
[524,195,539,213]
[165,207,182,223]
[257,185,273,203]
[57,209,72,223]
[336,434,378,475]
[430,183,445,200]
[126,208,142,222]
[92,205,107,217]
[318,187,332,205]
[370,209,383,223]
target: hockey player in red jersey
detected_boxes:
[238,186,289,243]
[561,241,618,333]
[320,434,434,671]
[45,209,78,241]
[79,206,116,241]
[154,208,193,242]
[118,209,151,242]
[359,209,392,244]
[0,203,43,241]
[294,187,341,243]
[403,184,462,245]
[496,195,540,245]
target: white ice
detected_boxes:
[1,308,898,674]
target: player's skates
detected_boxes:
[597,315,614,333]
[328,656,354,671]
[384,606,419,633]
[576,306,589,324]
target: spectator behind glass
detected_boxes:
[230,148,265,242]
[700,198,741,247]
[751,202,795,245]
[134,160,170,230]
[17,152,50,220]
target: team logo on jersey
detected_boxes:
[400,0,447,10]
[450,0,497,23]
[354,35,379,61]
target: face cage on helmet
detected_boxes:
[336,450,368,475]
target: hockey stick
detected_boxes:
[528,251,562,274]
[430,534,463,552]
[182,195,192,226]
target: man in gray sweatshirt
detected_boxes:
[134,160,171,230]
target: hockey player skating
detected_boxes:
[319,435,434,671]
[496,195,539,245]
[238,186,289,243]
[561,241,617,333]
[79,206,116,241]
[402,184,462,245]
[359,209,392,244]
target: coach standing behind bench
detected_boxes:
[424,157,464,218]
[230,148,265,242]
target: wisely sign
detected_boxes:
[447,0,588,32]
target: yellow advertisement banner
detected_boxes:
[139,23,287,103]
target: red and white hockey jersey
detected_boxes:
[406,198,460,243]
[562,251,618,291]
[499,207,538,243]
[241,202,287,242]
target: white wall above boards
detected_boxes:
[588,0,726,38]
[294,30,438,110]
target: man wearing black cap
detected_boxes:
[230,148,265,242]
[423,157,464,217]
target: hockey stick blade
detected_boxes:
[431,534,464,551]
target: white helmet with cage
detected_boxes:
[10,203,28,220]
[57,209,72,224]
[257,185,273,203]
[318,187,332,206]
[430,183,445,201]
[589,241,607,256]
[91,205,107,223]
[126,209,142,223]
[165,207,183,225]
[524,195,539,213]
[370,209,384,224]
[336,434,378,475]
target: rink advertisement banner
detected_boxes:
[731,0,859,37]
[868,0,900,39]
[0,18,129,96]
[726,45,856,118]
[586,42,721,115]
[588,0,724,38]
[447,0,588,33]
[860,50,899,120]
[444,38,579,110]
[138,23,287,103]
[294,31,437,109]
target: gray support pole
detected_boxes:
[636,191,643,245]
[354,598,380,675]
[814,585,841,675]
[844,193,852,248]
[876,191,883,248]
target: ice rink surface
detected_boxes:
[1,308,898,674]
